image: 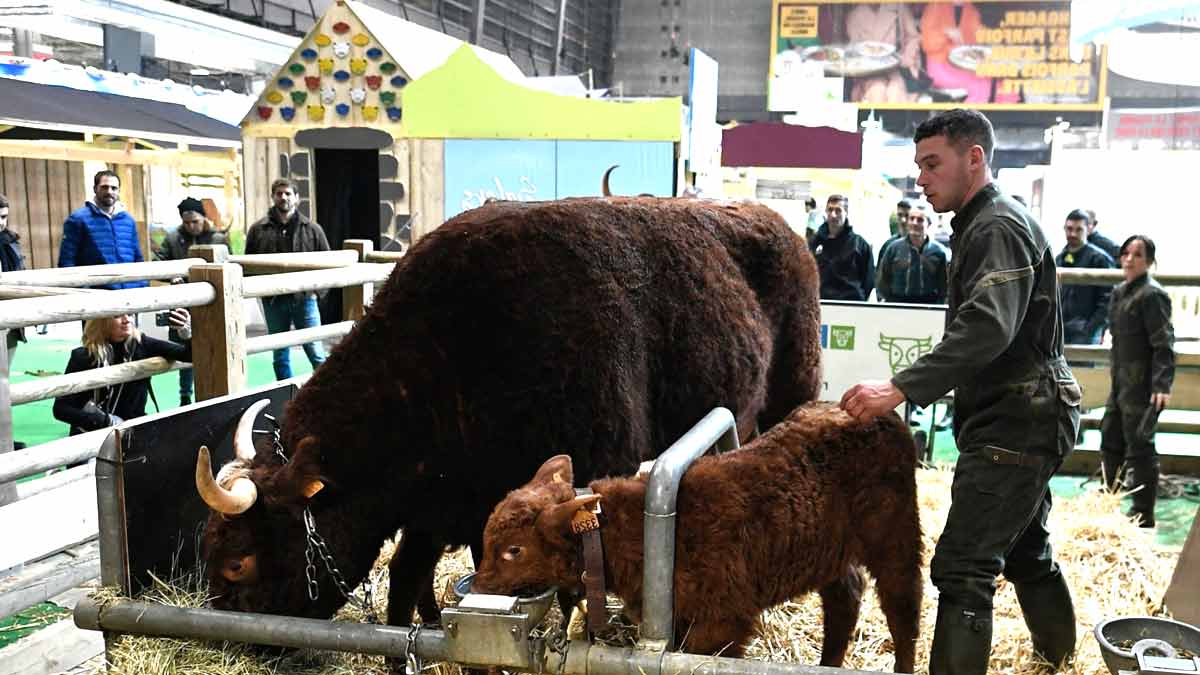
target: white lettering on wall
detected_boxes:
[461,176,539,211]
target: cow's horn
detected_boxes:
[601,164,618,197]
[234,399,272,462]
[196,446,258,515]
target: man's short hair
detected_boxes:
[826,194,849,208]
[1065,208,1090,225]
[0,194,8,209]
[805,197,817,209]
[271,178,298,194]
[914,108,995,165]
[909,200,932,218]
[897,199,912,209]
[93,169,120,189]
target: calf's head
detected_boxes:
[472,455,600,596]
[195,399,336,618]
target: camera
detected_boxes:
[155,311,172,327]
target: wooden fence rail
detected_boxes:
[1057,268,1200,287]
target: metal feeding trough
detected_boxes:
[1095,617,1200,674]
[440,572,557,669]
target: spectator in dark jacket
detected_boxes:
[810,194,874,301]
[1056,208,1115,344]
[157,197,227,263]
[58,170,147,289]
[53,311,192,435]
[877,200,948,304]
[0,194,26,353]
[245,178,331,380]
[1085,208,1120,261]
[155,197,227,405]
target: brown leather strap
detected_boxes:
[581,528,607,636]
[573,487,607,637]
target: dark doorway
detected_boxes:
[313,147,380,323]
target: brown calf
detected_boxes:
[473,402,922,672]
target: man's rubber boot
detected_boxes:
[928,602,993,675]
[1013,570,1077,670]
[1126,459,1159,528]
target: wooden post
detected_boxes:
[0,329,16,506]
[341,239,374,322]
[188,244,229,263]
[188,263,245,401]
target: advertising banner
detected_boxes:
[769,0,1106,111]
[818,301,947,403]
[686,48,721,174]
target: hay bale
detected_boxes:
[91,467,1179,674]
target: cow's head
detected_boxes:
[195,399,337,618]
[878,334,933,375]
[471,455,599,597]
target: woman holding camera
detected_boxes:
[53,310,192,435]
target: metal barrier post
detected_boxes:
[188,263,246,401]
[342,239,374,321]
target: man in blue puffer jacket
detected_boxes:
[58,170,147,289]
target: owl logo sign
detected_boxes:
[878,334,933,375]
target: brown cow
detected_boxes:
[473,402,922,672]
[195,197,823,631]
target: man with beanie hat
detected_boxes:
[156,197,226,404]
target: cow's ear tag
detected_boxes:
[569,499,601,534]
[303,480,325,498]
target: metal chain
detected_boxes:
[261,415,381,623]
[404,622,424,675]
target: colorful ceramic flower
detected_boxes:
[304,76,321,91]
[366,47,383,60]
[277,77,294,89]
[332,21,350,34]
[351,33,370,46]
[386,106,401,121]
[362,105,379,121]
[257,106,273,120]
[349,87,367,104]
[307,104,325,121]
[300,48,318,61]
[288,63,305,75]
[379,62,396,74]
[379,91,396,106]
[332,41,350,59]
[290,90,308,105]
[350,58,368,75]
[333,70,350,82]
[365,75,382,90]
[335,103,350,116]
[313,34,332,47]
[265,91,284,104]
[280,106,296,121]
[320,85,336,103]
[318,58,334,74]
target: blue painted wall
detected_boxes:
[444,139,675,218]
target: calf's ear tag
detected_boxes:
[303,480,325,498]
[570,500,601,534]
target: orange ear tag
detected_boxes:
[303,480,325,498]
[570,502,601,534]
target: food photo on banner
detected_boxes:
[768,0,1107,111]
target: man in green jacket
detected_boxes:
[840,109,1081,674]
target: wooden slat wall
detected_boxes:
[0,158,89,270]
[46,161,75,268]
[23,159,53,269]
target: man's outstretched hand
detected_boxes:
[840,380,906,421]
